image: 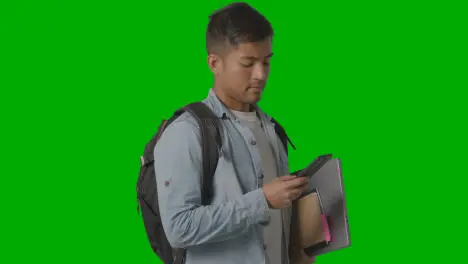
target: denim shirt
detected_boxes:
[153,89,293,264]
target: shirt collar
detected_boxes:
[204,88,273,122]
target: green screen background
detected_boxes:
[1,0,466,263]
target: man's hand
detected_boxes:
[262,175,308,209]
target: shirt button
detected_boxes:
[250,139,256,145]
[263,244,267,250]
[259,174,264,179]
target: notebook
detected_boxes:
[292,157,351,257]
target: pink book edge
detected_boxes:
[321,214,331,242]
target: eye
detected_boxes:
[241,62,253,68]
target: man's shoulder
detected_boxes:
[162,101,213,135]
[153,112,201,155]
[166,100,216,128]
[163,112,199,136]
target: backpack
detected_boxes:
[136,102,295,264]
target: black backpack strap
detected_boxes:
[271,117,295,155]
[140,102,221,205]
[172,102,222,264]
[180,102,222,205]
[138,102,221,264]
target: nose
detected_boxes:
[252,63,268,81]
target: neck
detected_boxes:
[213,85,252,112]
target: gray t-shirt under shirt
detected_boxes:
[231,109,282,264]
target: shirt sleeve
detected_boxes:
[154,118,270,249]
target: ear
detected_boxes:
[207,54,221,75]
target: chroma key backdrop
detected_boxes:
[1,0,466,263]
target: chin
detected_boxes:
[246,93,262,104]
[239,88,263,104]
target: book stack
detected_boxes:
[291,155,351,259]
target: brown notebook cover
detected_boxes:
[291,189,331,258]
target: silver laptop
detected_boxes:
[302,158,351,257]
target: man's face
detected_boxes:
[216,38,273,105]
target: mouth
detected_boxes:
[249,88,263,93]
[249,86,264,91]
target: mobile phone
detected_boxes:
[297,154,333,178]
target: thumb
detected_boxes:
[278,175,297,181]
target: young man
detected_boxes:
[154,3,315,264]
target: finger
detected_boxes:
[298,181,309,191]
[296,180,309,189]
[290,190,302,200]
[297,177,309,188]
[286,189,302,201]
[285,177,308,189]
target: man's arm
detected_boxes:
[154,119,270,249]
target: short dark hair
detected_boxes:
[206,2,273,54]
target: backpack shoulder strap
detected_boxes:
[139,102,221,264]
[143,102,222,206]
[179,102,222,205]
[172,102,221,264]
[271,117,295,156]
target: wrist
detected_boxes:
[261,188,273,209]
